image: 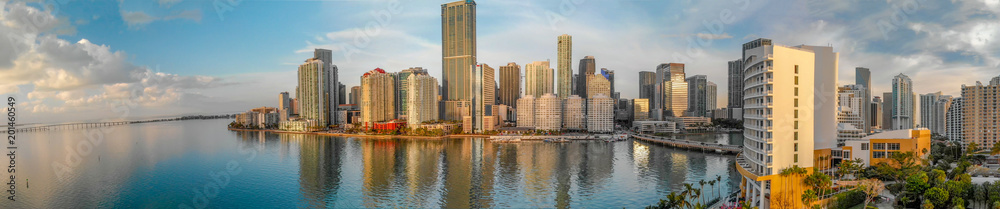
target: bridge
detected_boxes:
[632,134,742,154]
[13,115,234,132]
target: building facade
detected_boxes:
[525,61,554,98]
[394,67,428,120]
[728,59,744,108]
[707,81,717,116]
[441,0,477,120]
[891,74,915,130]
[946,97,964,142]
[686,75,709,117]
[586,74,611,100]
[654,63,688,119]
[856,67,872,134]
[407,74,439,126]
[535,93,562,131]
[634,98,650,121]
[919,92,951,135]
[563,95,585,130]
[297,58,330,126]
[361,68,396,126]
[639,71,656,100]
[576,56,596,98]
[588,94,615,133]
[499,62,521,108]
[557,34,573,99]
[516,95,535,128]
[961,76,1000,151]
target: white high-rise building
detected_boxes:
[919,92,951,134]
[707,81,717,116]
[838,85,867,145]
[588,94,615,133]
[407,74,439,126]
[736,38,838,209]
[563,95,586,130]
[516,95,536,127]
[361,68,396,126]
[297,58,330,126]
[535,93,562,131]
[891,74,915,130]
[525,61,554,98]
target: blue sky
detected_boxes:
[2,0,999,124]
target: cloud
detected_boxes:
[696,33,733,40]
[120,9,201,29]
[159,0,183,8]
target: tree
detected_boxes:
[699,180,706,206]
[803,170,832,208]
[646,192,684,209]
[801,189,818,209]
[708,180,716,204]
[903,172,931,207]
[858,178,885,209]
[923,200,934,209]
[777,165,808,209]
[924,187,949,208]
[967,142,980,155]
[716,175,723,199]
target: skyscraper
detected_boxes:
[838,85,866,145]
[441,0,476,120]
[394,67,428,120]
[563,95,585,130]
[576,56,595,98]
[871,96,883,130]
[919,92,951,134]
[278,92,291,122]
[535,93,562,131]
[855,67,872,133]
[727,59,744,108]
[588,94,614,133]
[516,95,535,127]
[946,97,963,142]
[633,98,649,121]
[707,81,717,114]
[586,74,611,99]
[602,68,616,101]
[297,58,329,126]
[350,86,361,105]
[686,75,709,117]
[499,62,521,108]
[472,64,494,132]
[736,39,839,209]
[639,71,656,100]
[961,76,1000,151]
[654,63,688,118]
[557,34,572,99]
[313,49,339,125]
[882,92,894,130]
[891,74,915,130]
[338,83,346,105]
[407,74,439,126]
[524,61,553,98]
[361,68,396,126]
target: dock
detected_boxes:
[631,134,742,154]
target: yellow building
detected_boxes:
[840,129,931,167]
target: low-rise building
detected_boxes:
[679,116,711,130]
[633,121,679,134]
[839,128,932,167]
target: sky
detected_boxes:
[1,0,999,124]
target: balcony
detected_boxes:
[735,153,761,180]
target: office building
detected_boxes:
[394,67,428,120]
[278,92,291,122]
[516,95,535,128]
[736,38,839,209]
[557,34,573,99]
[728,59,744,108]
[441,0,477,120]
[297,58,330,127]
[338,83,346,105]
[686,75,709,117]
[588,94,614,133]
[407,74,439,126]
[838,85,867,145]
[639,71,656,99]
[313,48,339,125]
[855,67,872,134]
[870,96,883,130]
[882,92,894,130]
[361,68,396,126]
[654,63,688,118]
[919,92,952,135]
[472,64,495,132]
[563,95,585,130]
[891,74,915,130]
[602,68,616,101]
[350,86,361,105]
[946,97,963,142]
[576,56,596,98]
[633,98,650,121]
[535,93,562,131]
[525,61,554,98]
[499,62,521,108]
[961,76,1000,151]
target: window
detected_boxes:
[873,151,886,158]
[832,150,842,157]
[794,154,799,163]
[861,143,869,150]
[794,143,798,151]
[794,110,798,118]
[794,99,798,107]
[794,132,799,141]
[795,88,799,96]
[873,143,885,150]
[794,121,799,129]
[768,144,772,151]
[888,143,901,150]
[843,151,851,158]
[794,76,799,85]
[794,65,799,74]
[768,156,772,163]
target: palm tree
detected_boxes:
[699,180,707,206]
[681,183,696,209]
[708,180,716,204]
[716,175,723,199]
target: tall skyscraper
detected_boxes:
[838,85,866,145]
[961,76,1000,151]
[736,38,838,209]
[441,0,476,120]
[498,62,520,108]
[919,92,951,134]
[707,81,717,113]
[654,63,688,118]
[361,68,396,126]
[394,67,428,120]
[639,71,656,100]
[472,64,494,132]
[557,34,573,99]
[313,48,339,125]
[727,59,744,108]
[855,67,872,133]
[891,74,915,130]
[882,92,894,130]
[524,61,553,98]
[871,96,883,130]
[297,58,330,126]
[407,74,439,126]
[576,56,596,98]
[686,75,709,117]
[278,92,291,122]
[338,83,346,105]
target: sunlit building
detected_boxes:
[633,98,650,121]
[919,92,951,135]
[407,74,439,126]
[588,94,614,133]
[563,95,585,130]
[535,93,562,131]
[297,58,330,126]
[946,97,963,142]
[961,76,1000,151]
[361,68,396,126]
[557,34,573,99]
[516,95,535,127]
[890,74,915,130]
[525,61,553,98]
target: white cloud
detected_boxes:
[120,9,201,29]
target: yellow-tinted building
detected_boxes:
[840,128,931,167]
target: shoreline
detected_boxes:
[227,127,492,139]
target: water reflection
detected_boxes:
[8,119,742,209]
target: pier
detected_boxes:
[631,134,742,154]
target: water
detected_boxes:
[6,119,743,208]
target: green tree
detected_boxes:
[924,187,949,208]
[903,172,931,207]
[858,178,885,209]
[923,200,934,209]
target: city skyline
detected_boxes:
[4,0,1000,124]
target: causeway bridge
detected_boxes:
[13,115,233,132]
[631,134,742,154]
